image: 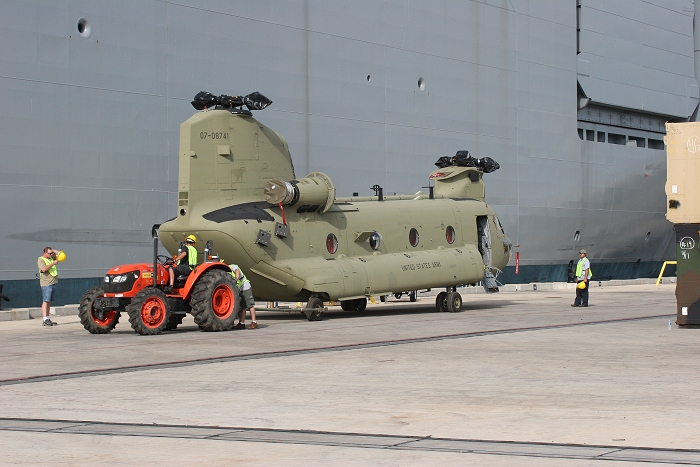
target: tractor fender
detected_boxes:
[179,262,232,300]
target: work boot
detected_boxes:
[249,322,258,330]
[233,322,245,330]
[163,286,173,294]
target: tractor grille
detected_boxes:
[103,273,137,294]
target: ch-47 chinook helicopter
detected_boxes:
[158,91,512,319]
[79,91,512,335]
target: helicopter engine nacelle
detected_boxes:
[264,172,336,213]
[430,166,485,200]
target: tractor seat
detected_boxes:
[173,264,198,288]
[174,272,191,288]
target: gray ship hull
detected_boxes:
[0,1,693,306]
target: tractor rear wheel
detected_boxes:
[190,270,239,331]
[127,288,170,335]
[79,286,120,334]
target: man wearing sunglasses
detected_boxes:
[38,247,59,326]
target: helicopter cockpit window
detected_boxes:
[409,228,419,247]
[493,216,505,234]
[369,232,381,251]
[326,233,338,254]
[446,225,455,244]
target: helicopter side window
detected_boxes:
[369,232,381,251]
[409,228,419,247]
[326,233,338,254]
[446,225,455,244]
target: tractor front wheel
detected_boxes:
[190,270,239,331]
[127,288,170,335]
[79,286,120,334]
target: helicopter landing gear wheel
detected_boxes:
[79,286,120,334]
[409,290,418,302]
[127,287,170,335]
[340,298,366,311]
[436,292,448,312]
[447,291,462,313]
[305,297,325,321]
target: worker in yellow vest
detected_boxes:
[230,263,258,329]
[572,249,592,307]
[37,246,59,326]
[166,234,198,293]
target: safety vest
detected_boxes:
[229,264,250,289]
[575,258,592,279]
[178,245,198,269]
[38,256,58,277]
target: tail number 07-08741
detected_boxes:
[200,132,229,139]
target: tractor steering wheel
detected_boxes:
[157,255,176,267]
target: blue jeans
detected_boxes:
[41,284,57,303]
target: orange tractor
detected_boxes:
[78,225,240,335]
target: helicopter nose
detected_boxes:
[500,237,513,266]
[503,237,512,254]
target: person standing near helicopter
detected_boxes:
[38,247,60,326]
[229,263,258,329]
[572,249,591,307]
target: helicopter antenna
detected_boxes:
[370,184,384,201]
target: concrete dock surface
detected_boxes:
[0,282,698,466]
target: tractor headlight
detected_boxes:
[104,275,109,283]
[112,275,128,283]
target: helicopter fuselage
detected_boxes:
[160,103,511,302]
